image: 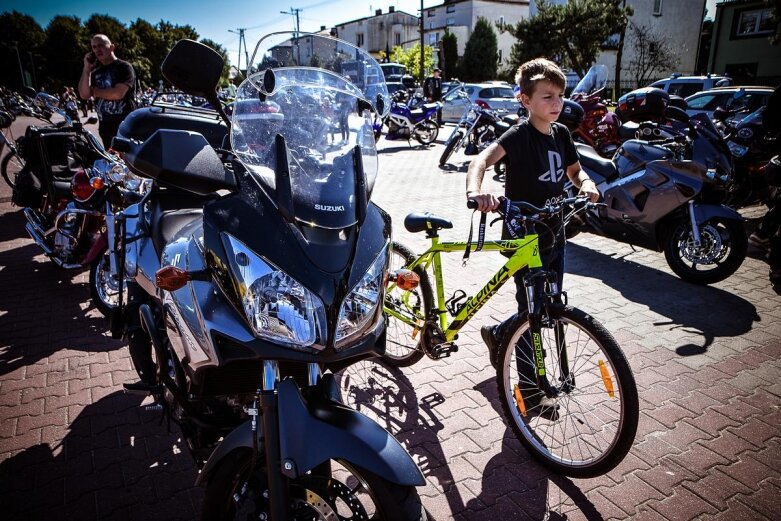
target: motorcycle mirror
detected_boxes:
[375,94,385,116]
[713,106,729,121]
[161,39,223,99]
[262,68,275,95]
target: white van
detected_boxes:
[650,73,732,98]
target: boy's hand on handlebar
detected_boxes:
[467,193,500,212]
[579,179,600,203]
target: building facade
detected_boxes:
[333,7,420,58]
[707,0,781,85]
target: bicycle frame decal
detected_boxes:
[533,332,546,375]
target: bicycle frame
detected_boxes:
[387,234,543,342]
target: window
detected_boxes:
[446,17,456,26]
[668,82,704,98]
[428,9,435,17]
[685,93,727,110]
[498,49,503,62]
[395,32,401,46]
[736,8,774,36]
[499,16,505,26]
[653,0,662,16]
[429,33,438,44]
[447,5,455,13]
[356,33,364,46]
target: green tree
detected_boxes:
[0,11,46,90]
[461,17,498,82]
[499,0,631,78]
[200,38,231,86]
[42,15,86,92]
[390,44,435,82]
[440,30,458,80]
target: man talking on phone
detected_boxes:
[78,34,136,148]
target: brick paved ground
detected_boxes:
[0,119,779,520]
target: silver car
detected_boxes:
[440,83,520,123]
[685,86,774,121]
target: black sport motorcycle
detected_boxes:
[568,107,747,285]
[109,35,427,520]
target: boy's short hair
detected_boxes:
[515,58,566,96]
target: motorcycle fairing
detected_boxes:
[195,376,425,487]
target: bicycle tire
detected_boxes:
[1,150,24,189]
[496,305,638,478]
[382,241,433,368]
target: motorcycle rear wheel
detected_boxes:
[664,217,747,285]
[201,449,427,521]
[439,129,464,166]
[414,120,439,145]
[1,150,24,189]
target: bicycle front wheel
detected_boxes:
[496,305,638,478]
[383,242,433,367]
[1,150,25,189]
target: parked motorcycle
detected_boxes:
[569,65,623,158]
[373,89,440,145]
[439,88,512,172]
[110,36,427,520]
[568,91,747,285]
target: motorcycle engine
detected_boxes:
[387,121,410,138]
[53,204,81,260]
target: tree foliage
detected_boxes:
[626,22,680,88]
[0,10,229,92]
[440,30,459,80]
[390,44,435,82]
[499,0,631,78]
[461,17,498,82]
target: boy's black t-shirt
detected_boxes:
[496,120,578,247]
[91,59,136,122]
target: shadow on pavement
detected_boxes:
[565,241,760,355]
[0,391,200,521]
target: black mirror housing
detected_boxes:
[162,39,224,99]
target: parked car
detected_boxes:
[649,73,732,98]
[440,83,519,123]
[685,86,774,121]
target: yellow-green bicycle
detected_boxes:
[384,196,638,477]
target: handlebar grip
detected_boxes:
[111,136,132,153]
[466,198,478,209]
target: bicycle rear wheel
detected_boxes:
[1,150,24,189]
[496,305,638,478]
[382,242,433,367]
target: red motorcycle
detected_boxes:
[569,65,622,158]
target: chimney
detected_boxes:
[320,25,326,31]
[389,6,395,12]
[375,9,382,16]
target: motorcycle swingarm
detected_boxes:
[196,375,424,487]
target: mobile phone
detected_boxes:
[87,51,97,64]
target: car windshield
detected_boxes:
[231,32,389,229]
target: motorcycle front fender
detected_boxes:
[692,203,744,225]
[196,377,425,487]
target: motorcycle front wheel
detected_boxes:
[1,150,25,189]
[414,120,439,145]
[89,249,126,317]
[201,449,427,521]
[439,129,464,166]
[496,306,639,478]
[664,216,747,285]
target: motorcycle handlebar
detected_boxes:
[111,136,133,153]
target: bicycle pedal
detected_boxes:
[431,342,458,359]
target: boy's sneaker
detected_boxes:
[481,324,500,369]
[749,233,771,249]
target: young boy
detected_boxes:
[465,58,599,370]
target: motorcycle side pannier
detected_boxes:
[118,105,228,149]
[557,99,585,131]
[616,88,670,123]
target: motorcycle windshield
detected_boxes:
[231,33,389,229]
[572,64,608,95]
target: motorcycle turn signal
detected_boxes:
[388,269,420,290]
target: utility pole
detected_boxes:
[280,7,303,39]
[228,28,249,76]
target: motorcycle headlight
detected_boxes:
[107,163,128,183]
[727,141,749,158]
[223,233,327,350]
[335,243,388,348]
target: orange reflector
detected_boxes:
[90,176,105,190]
[513,384,528,417]
[156,265,190,291]
[598,360,615,398]
[391,269,419,290]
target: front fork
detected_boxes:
[524,270,572,398]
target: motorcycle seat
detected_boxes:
[576,143,618,183]
[495,120,512,133]
[404,212,453,234]
[422,103,441,111]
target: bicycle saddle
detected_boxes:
[404,212,453,233]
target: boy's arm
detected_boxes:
[566,161,599,202]
[466,142,506,212]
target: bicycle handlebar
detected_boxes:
[467,195,599,216]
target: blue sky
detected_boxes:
[5,0,718,67]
